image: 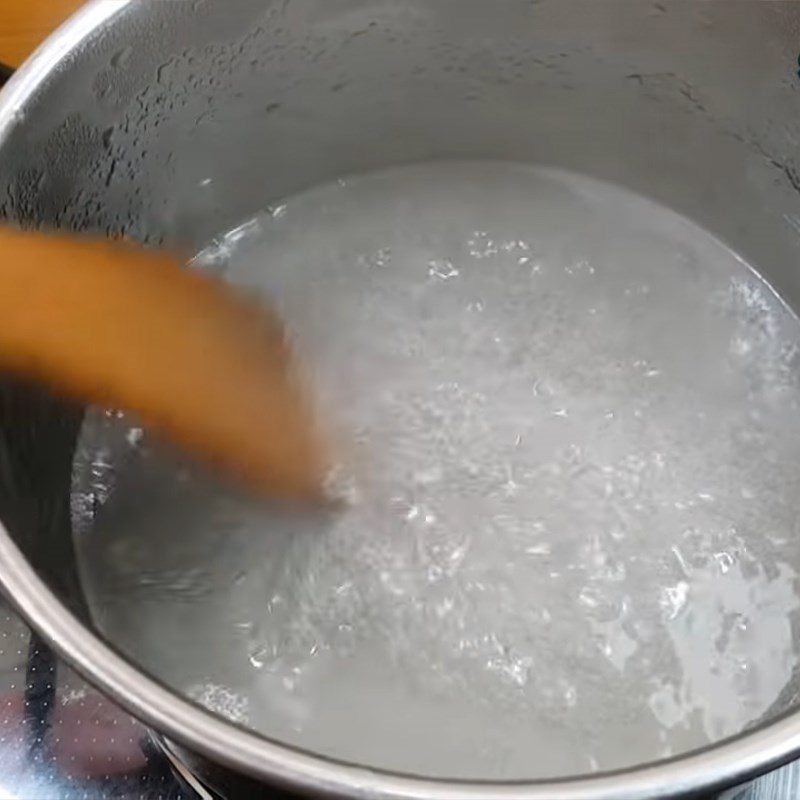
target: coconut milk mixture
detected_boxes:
[72,162,800,778]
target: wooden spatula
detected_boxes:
[0,225,326,501]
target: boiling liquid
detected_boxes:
[73,162,800,778]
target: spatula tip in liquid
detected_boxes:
[0,226,326,502]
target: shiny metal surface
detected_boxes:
[737,768,800,800]
[1,1,800,798]
[0,598,796,800]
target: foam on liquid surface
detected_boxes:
[72,162,800,778]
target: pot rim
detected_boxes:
[0,2,798,797]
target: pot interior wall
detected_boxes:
[0,0,799,756]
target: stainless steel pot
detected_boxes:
[0,1,799,797]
